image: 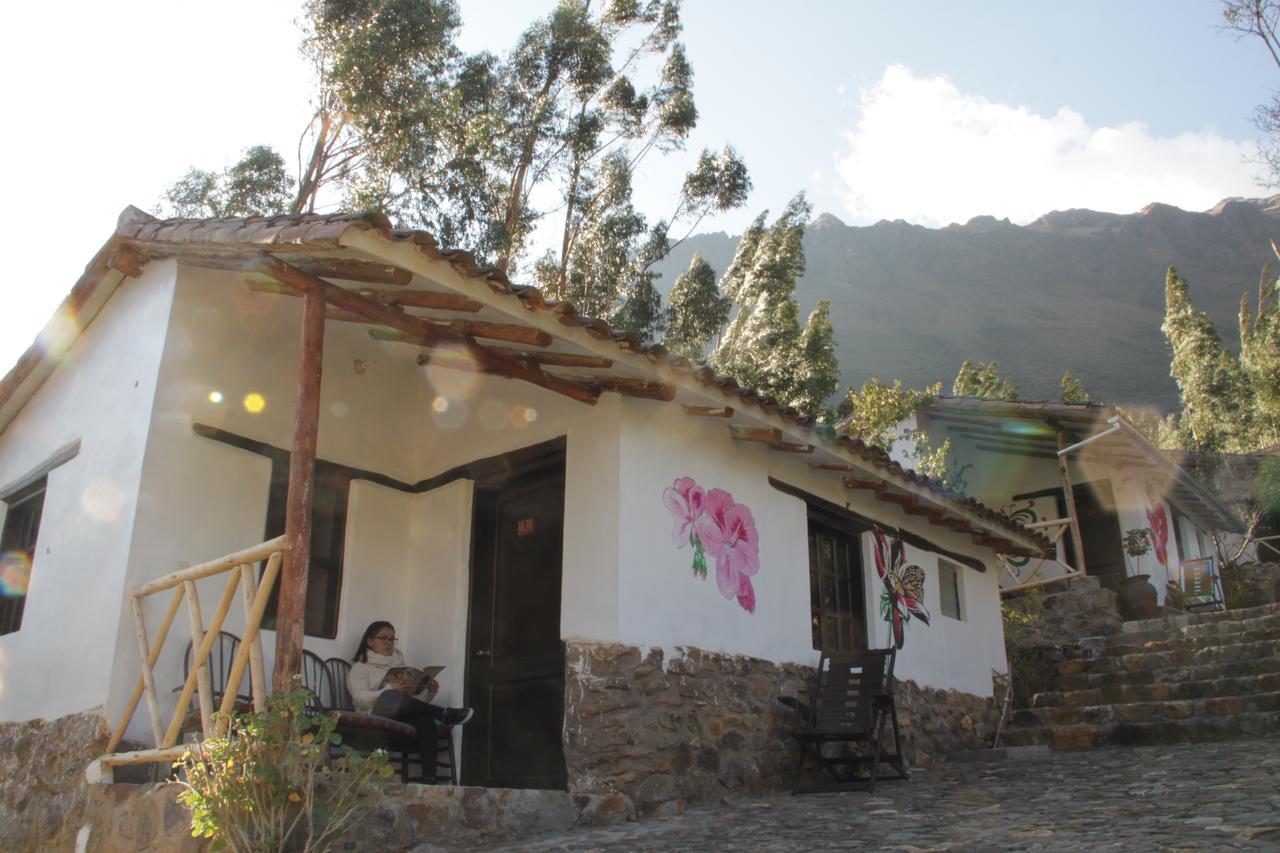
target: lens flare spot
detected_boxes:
[37,308,81,361]
[208,390,224,404]
[243,392,266,414]
[81,479,126,522]
[0,552,31,596]
[524,407,538,424]
[430,396,469,429]
[330,401,348,418]
[420,343,481,400]
[507,405,537,429]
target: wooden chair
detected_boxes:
[322,657,457,785]
[1178,557,1225,613]
[177,630,253,737]
[780,648,908,794]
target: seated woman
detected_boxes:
[347,621,473,761]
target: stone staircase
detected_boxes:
[1001,603,1280,750]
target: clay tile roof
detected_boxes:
[0,206,1051,554]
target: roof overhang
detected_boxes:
[0,207,1052,558]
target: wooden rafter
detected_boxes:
[683,404,735,418]
[333,310,553,347]
[809,461,854,472]
[728,424,812,453]
[875,491,916,507]
[588,376,676,401]
[382,330,611,367]
[229,252,599,405]
[108,245,146,277]
[843,476,885,492]
[248,280,482,312]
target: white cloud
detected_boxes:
[835,65,1260,227]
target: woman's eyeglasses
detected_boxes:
[373,635,397,643]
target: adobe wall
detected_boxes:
[562,641,999,814]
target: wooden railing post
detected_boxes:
[1057,431,1088,577]
[273,284,325,690]
[129,596,167,746]
[183,580,216,737]
[107,585,185,754]
[239,563,268,709]
[163,571,242,748]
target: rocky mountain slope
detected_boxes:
[652,196,1280,411]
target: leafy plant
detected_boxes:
[1122,527,1152,577]
[176,687,393,852]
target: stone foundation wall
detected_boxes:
[562,642,998,811]
[77,783,631,851]
[0,708,110,852]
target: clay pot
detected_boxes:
[1118,574,1159,620]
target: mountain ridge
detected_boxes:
[651,195,1280,411]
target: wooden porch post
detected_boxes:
[272,285,325,689]
[1057,430,1088,575]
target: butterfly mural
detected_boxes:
[872,526,930,649]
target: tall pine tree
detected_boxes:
[711,194,812,403]
[952,359,1018,400]
[793,300,840,415]
[1161,267,1255,452]
[1239,264,1280,447]
[663,252,730,359]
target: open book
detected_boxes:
[379,665,445,696]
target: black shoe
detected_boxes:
[442,707,474,726]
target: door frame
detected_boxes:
[460,437,568,788]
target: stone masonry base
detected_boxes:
[563,642,999,814]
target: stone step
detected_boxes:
[1102,623,1280,658]
[1059,637,1280,678]
[1030,671,1280,710]
[1055,656,1280,692]
[1118,603,1280,639]
[1017,689,1280,727]
[999,709,1280,750]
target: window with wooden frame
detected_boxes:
[938,558,964,621]
[261,459,351,639]
[0,477,47,636]
[807,514,868,653]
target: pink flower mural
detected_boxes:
[662,478,759,613]
[1146,502,1170,568]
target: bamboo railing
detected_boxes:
[90,536,288,779]
[997,518,1081,593]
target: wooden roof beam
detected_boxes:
[244,253,598,405]
[249,279,482,312]
[809,461,854,472]
[729,425,812,453]
[843,476,886,492]
[337,312,553,347]
[683,404,735,418]
[591,377,676,401]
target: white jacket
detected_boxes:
[347,649,403,713]
[347,648,440,713]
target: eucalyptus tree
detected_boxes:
[711,194,818,406]
[663,252,730,359]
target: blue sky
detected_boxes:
[0,1,1272,373]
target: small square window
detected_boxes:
[938,559,964,621]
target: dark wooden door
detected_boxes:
[1073,480,1126,592]
[463,456,567,789]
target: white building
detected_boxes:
[905,397,1242,604]
[0,208,1048,799]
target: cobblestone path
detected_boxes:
[481,736,1280,851]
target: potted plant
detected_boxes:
[1119,528,1159,619]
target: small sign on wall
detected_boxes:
[516,517,536,537]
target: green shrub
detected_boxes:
[176,686,393,852]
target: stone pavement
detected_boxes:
[468,735,1280,851]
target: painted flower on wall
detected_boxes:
[1146,502,1170,568]
[662,478,759,613]
[872,526,930,650]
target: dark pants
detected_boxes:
[372,690,446,776]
